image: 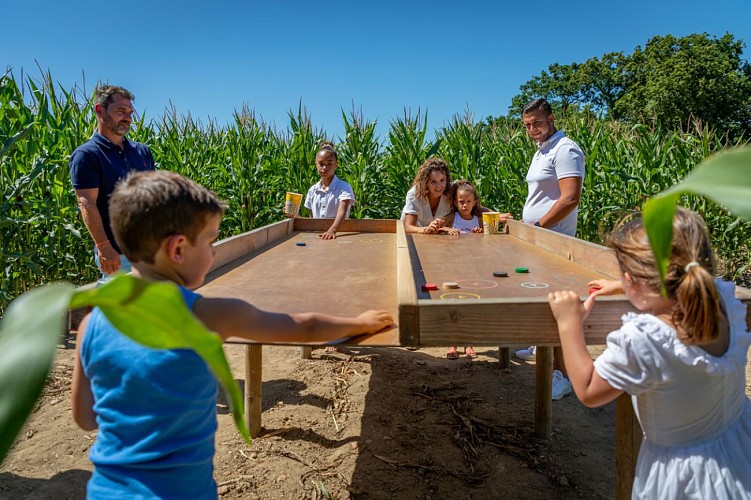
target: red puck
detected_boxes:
[422,283,439,291]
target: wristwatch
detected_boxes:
[534,221,542,227]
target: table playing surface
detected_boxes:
[198,228,609,346]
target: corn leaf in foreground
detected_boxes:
[643,147,751,294]
[0,283,75,463]
[71,275,251,443]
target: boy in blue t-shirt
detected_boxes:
[71,170,393,499]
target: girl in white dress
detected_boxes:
[438,180,484,236]
[548,208,751,499]
[439,180,484,359]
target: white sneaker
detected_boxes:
[552,370,573,400]
[515,345,536,361]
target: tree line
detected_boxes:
[509,33,751,138]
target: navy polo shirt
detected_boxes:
[69,132,155,254]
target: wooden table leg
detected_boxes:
[245,344,263,438]
[299,346,312,359]
[616,393,642,499]
[534,346,553,439]
[498,347,511,370]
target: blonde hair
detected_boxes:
[608,208,725,344]
[450,180,483,217]
[412,157,452,200]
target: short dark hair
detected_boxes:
[110,171,226,263]
[94,85,135,109]
[522,98,553,116]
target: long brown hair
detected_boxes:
[412,157,452,200]
[608,208,725,344]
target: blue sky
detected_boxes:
[4,0,750,141]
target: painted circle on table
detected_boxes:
[453,279,498,290]
[356,238,383,244]
[337,240,353,244]
[520,282,550,289]
[440,292,482,300]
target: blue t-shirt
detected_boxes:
[69,132,155,253]
[80,286,218,499]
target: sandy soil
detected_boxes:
[2,335,750,500]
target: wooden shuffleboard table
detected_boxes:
[197,217,751,500]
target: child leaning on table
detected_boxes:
[71,170,392,499]
[547,208,751,499]
[286,141,355,240]
[437,180,484,236]
[437,180,482,359]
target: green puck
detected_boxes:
[514,267,529,273]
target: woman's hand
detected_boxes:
[424,218,445,234]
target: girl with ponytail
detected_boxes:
[547,208,751,499]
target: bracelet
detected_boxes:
[96,240,110,249]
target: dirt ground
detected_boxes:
[2,335,750,500]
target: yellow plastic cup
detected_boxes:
[284,192,303,216]
[482,212,501,235]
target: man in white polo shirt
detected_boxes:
[515,98,585,400]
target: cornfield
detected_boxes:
[1,70,749,314]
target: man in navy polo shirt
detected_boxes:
[69,85,155,283]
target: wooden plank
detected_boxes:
[498,347,511,369]
[507,219,621,278]
[268,218,293,243]
[211,224,271,272]
[396,222,420,346]
[616,394,642,500]
[245,344,263,438]
[534,346,553,439]
[416,297,634,346]
[293,218,396,233]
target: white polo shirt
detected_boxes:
[304,175,355,218]
[400,186,453,227]
[522,130,585,236]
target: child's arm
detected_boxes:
[320,199,352,240]
[587,279,623,298]
[472,215,483,233]
[194,297,393,344]
[548,291,624,408]
[478,205,514,221]
[71,314,98,431]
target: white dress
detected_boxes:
[594,279,751,500]
[452,213,481,233]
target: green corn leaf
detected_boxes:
[0,282,76,463]
[71,274,251,443]
[2,275,250,466]
[643,147,751,295]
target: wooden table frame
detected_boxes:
[203,217,751,500]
